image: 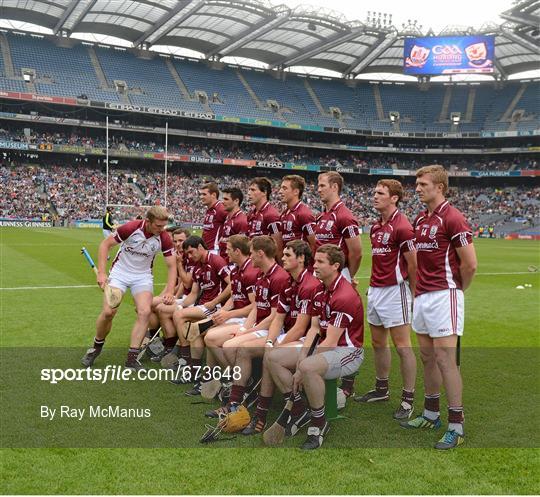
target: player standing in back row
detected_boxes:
[274,175,316,260]
[200,182,227,254]
[314,172,362,282]
[247,177,281,240]
[401,165,477,450]
[355,180,417,421]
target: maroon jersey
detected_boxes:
[180,255,196,296]
[413,200,473,296]
[277,269,320,332]
[279,201,315,244]
[192,252,230,305]
[112,220,173,273]
[311,274,364,348]
[370,209,416,287]
[202,200,227,252]
[314,200,360,267]
[230,258,260,310]
[254,263,290,324]
[247,201,281,238]
[219,209,249,261]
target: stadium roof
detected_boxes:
[1,0,539,78]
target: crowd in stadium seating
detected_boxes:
[1,163,538,233]
[1,126,537,171]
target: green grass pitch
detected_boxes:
[1,227,539,494]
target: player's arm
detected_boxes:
[180,281,200,308]
[345,235,362,278]
[204,274,231,311]
[279,313,311,345]
[216,291,255,324]
[306,233,317,254]
[448,215,476,291]
[267,312,286,345]
[97,235,119,287]
[162,255,177,304]
[318,323,343,349]
[296,316,320,363]
[177,257,192,289]
[456,244,477,291]
[249,307,278,333]
[272,231,284,263]
[237,304,258,334]
[403,249,417,295]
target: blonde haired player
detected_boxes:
[401,165,477,450]
[81,206,177,369]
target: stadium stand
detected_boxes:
[1,32,538,134]
[1,162,538,235]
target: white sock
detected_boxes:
[423,409,439,421]
[448,422,464,435]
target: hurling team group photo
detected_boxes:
[0,0,539,494]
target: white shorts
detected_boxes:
[224,317,246,326]
[367,282,412,328]
[341,267,352,282]
[252,328,285,342]
[195,304,221,317]
[175,296,195,309]
[108,269,153,296]
[413,288,465,338]
[103,229,112,239]
[321,347,364,379]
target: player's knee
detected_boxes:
[434,348,455,371]
[395,344,414,358]
[419,348,436,365]
[263,350,273,367]
[137,306,152,320]
[102,307,117,320]
[298,358,315,375]
[371,335,388,348]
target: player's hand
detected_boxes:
[176,251,184,264]
[233,326,248,337]
[292,370,303,394]
[162,293,175,306]
[212,310,228,325]
[97,272,107,289]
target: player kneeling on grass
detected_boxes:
[291,244,364,450]
[401,166,477,450]
[171,235,231,395]
[81,206,177,370]
[244,240,320,436]
[355,179,418,421]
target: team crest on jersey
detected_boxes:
[429,226,438,239]
[382,232,390,244]
[285,221,293,231]
[324,220,334,230]
[262,288,269,300]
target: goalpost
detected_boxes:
[104,116,170,217]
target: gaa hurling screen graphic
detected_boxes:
[404,35,495,75]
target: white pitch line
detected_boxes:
[0,271,537,291]
[0,284,96,290]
